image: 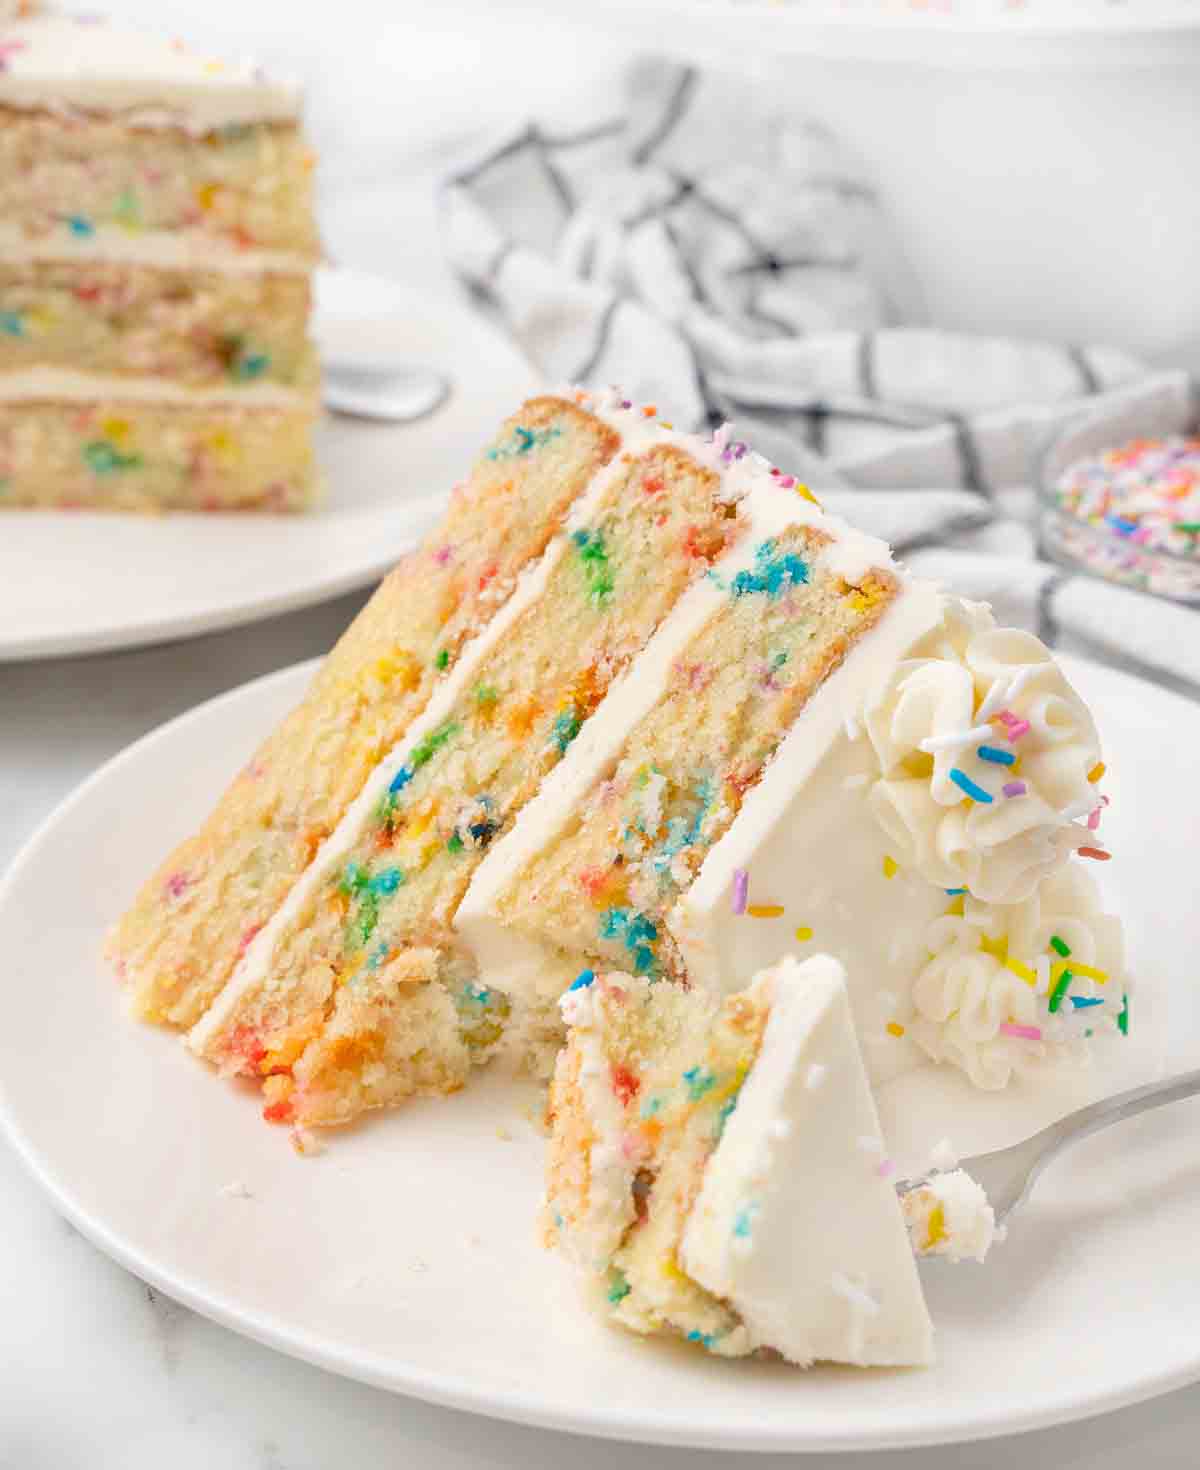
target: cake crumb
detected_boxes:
[218,1180,253,1199]
[290,1126,325,1157]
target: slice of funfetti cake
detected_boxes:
[546,954,962,1367]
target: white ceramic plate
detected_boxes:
[0,654,1196,1453]
[0,267,540,662]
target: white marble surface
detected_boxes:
[4,2,1200,1464]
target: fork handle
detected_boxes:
[1036,1065,1200,1166]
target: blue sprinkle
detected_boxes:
[368,866,404,895]
[977,745,1016,767]
[1071,996,1105,1010]
[733,1201,758,1239]
[949,768,993,804]
[683,1065,716,1101]
[0,310,23,337]
[685,1330,716,1350]
[66,214,94,237]
[1105,514,1139,536]
[730,538,809,601]
[568,969,595,992]
[388,764,414,794]
[945,887,967,895]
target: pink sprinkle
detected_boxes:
[712,423,731,454]
[434,545,453,565]
[779,475,796,488]
[620,399,631,410]
[1005,720,1031,742]
[237,923,264,956]
[876,1158,895,1178]
[1002,780,1027,798]
[732,869,749,915]
[1000,1022,1043,1041]
[620,1131,648,1162]
[1087,806,1102,831]
[164,872,190,899]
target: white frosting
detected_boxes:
[864,600,1103,905]
[681,956,935,1368]
[901,1170,996,1264]
[908,865,1126,1091]
[0,17,300,132]
[0,222,312,275]
[0,364,310,408]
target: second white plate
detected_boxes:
[0,653,1196,1451]
[0,267,540,662]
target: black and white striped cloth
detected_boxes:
[442,59,1200,696]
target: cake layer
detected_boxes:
[0,106,317,255]
[547,958,936,1367]
[0,392,316,510]
[0,258,312,387]
[109,397,621,1022]
[188,438,746,1126]
[0,16,301,134]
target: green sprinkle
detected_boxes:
[0,310,24,338]
[475,684,498,705]
[571,527,615,605]
[434,648,450,670]
[233,350,270,381]
[1048,968,1073,1014]
[447,832,464,854]
[409,720,459,774]
[682,1065,716,1102]
[1117,994,1129,1035]
[84,441,142,475]
[113,187,140,228]
[607,1270,631,1305]
[1049,935,1071,958]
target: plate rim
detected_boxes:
[1,652,1198,1453]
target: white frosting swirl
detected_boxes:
[864,600,1103,905]
[909,866,1126,1090]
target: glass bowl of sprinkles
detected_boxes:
[1040,389,1200,603]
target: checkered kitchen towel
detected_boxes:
[442,58,1200,696]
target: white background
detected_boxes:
[3,3,1200,1465]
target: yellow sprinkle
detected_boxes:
[100,416,132,447]
[846,591,870,613]
[794,925,813,943]
[195,182,220,212]
[659,420,673,430]
[945,894,965,917]
[924,1201,948,1251]
[1005,956,1037,986]
[979,933,1008,963]
[882,855,898,880]
[746,904,784,919]
[794,482,821,507]
[1088,762,1106,784]
[708,1063,749,1106]
[660,1250,690,1285]
[1068,962,1108,985]
[206,428,240,467]
[203,59,225,73]
[886,1021,905,1038]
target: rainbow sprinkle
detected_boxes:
[568,969,595,992]
[1071,997,1104,1010]
[882,855,899,879]
[945,887,966,896]
[731,869,748,915]
[1048,968,1074,1014]
[1049,935,1071,958]
[949,768,993,804]
[746,904,784,919]
[1002,781,1027,798]
[794,925,813,942]
[999,1022,1043,1041]
[1078,846,1111,862]
[886,1021,905,1038]
[1088,762,1106,784]
[977,745,1015,766]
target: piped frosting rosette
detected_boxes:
[863,600,1104,906]
[907,867,1127,1090]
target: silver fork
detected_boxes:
[897,1068,1200,1231]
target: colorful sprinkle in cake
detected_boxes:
[0,12,319,510]
[110,389,1128,1138]
[546,955,991,1366]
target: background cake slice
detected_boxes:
[0,12,319,510]
[546,955,938,1367]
